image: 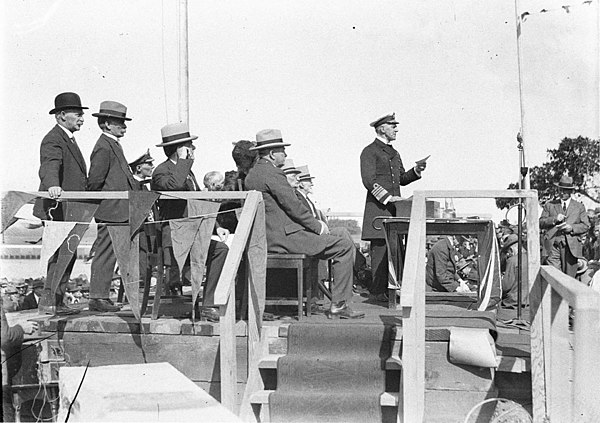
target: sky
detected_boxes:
[1,0,598,223]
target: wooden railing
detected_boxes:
[10,190,268,416]
[397,190,599,423]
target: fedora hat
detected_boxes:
[49,92,88,114]
[370,112,398,128]
[296,165,315,182]
[250,129,291,151]
[156,122,198,147]
[282,159,301,175]
[92,101,132,121]
[554,175,576,190]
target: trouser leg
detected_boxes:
[369,239,388,295]
[90,223,116,299]
[317,236,354,303]
[45,248,77,300]
[203,240,228,307]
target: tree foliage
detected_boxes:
[496,136,600,210]
[328,218,362,235]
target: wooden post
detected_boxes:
[548,287,571,421]
[399,192,427,422]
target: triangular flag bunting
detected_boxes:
[129,191,160,238]
[170,218,203,281]
[189,214,220,314]
[1,191,37,233]
[49,223,90,296]
[187,199,220,219]
[39,221,78,275]
[64,201,99,223]
[108,225,141,320]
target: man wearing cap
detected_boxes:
[539,175,590,278]
[34,92,89,315]
[129,149,155,190]
[360,113,427,301]
[152,122,229,322]
[87,101,140,312]
[245,129,364,319]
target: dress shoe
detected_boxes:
[89,298,122,313]
[54,304,81,316]
[200,307,220,323]
[327,301,365,319]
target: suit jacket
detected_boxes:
[20,292,38,310]
[245,158,327,254]
[539,199,590,259]
[87,134,139,222]
[295,190,327,222]
[33,125,88,220]
[360,139,420,240]
[426,237,460,292]
[151,157,199,248]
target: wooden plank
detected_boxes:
[424,389,499,423]
[572,307,600,421]
[525,193,548,423]
[249,390,399,406]
[400,193,427,423]
[24,190,249,200]
[541,265,600,310]
[220,281,238,413]
[548,287,571,421]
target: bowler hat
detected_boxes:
[156,122,198,147]
[129,149,154,169]
[370,113,398,128]
[49,92,88,114]
[282,159,301,175]
[296,165,316,182]
[554,175,575,190]
[92,101,132,121]
[250,129,291,151]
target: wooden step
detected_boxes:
[250,390,399,407]
[258,354,402,370]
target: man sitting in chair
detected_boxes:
[245,129,364,319]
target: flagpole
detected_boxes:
[514,0,529,189]
[178,0,189,124]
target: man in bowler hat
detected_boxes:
[87,101,140,312]
[539,175,590,278]
[245,129,364,319]
[34,92,88,315]
[360,113,426,301]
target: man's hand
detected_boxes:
[216,227,230,243]
[319,221,330,235]
[559,223,573,233]
[48,186,62,199]
[455,280,471,293]
[389,196,405,202]
[177,146,194,160]
[556,213,566,223]
[415,162,427,173]
[21,321,39,335]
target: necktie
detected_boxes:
[563,202,567,213]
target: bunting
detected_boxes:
[129,191,160,238]
[63,201,99,223]
[49,223,91,296]
[518,0,597,37]
[108,225,141,320]
[39,221,78,275]
[1,191,37,233]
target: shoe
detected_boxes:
[54,304,81,316]
[89,298,122,313]
[353,284,370,295]
[370,292,389,303]
[327,301,365,319]
[200,307,220,323]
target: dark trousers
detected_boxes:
[313,235,354,303]
[44,247,76,299]
[90,222,117,299]
[369,239,388,295]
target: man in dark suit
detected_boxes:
[360,113,426,301]
[152,122,229,323]
[245,129,364,319]
[539,175,590,278]
[87,101,140,312]
[33,92,88,315]
[426,236,471,293]
[21,279,44,310]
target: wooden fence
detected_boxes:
[399,190,600,423]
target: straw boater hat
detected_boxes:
[554,175,576,190]
[156,122,198,147]
[370,113,398,128]
[282,159,301,175]
[49,92,88,114]
[92,101,132,121]
[249,129,290,151]
[129,149,154,169]
[296,165,315,182]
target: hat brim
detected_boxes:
[49,105,89,115]
[91,112,132,121]
[554,182,575,189]
[284,169,301,175]
[249,142,291,151]
[156,135,199,147]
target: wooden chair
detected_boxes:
[265,253,319,319]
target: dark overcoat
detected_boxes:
[33,125,88,220]
[245,158,327,254]
[425,237,460,292]
[360,139,419,240]
[539,199,590,259]
[87,134,139,222]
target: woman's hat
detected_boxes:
[49,92,88,114]
[92,101,132,121]
[250,129,291,151]
[156,122,198,147]
[554,175,576,190]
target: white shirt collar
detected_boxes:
[563,197,572,209]
[104,132,120,142]
[133,174,144,182]
[58,124,74,139]
[376,135,393,145]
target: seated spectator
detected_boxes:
[21,278,44,310]
[203,171,225,191]
[231,140,257,190]
[501,234,528,308]
[426,236,472,293]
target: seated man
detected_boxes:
[245,129,364,319]
[152,123,228,322]
[426,236,471,293]
[501,234,528,308]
